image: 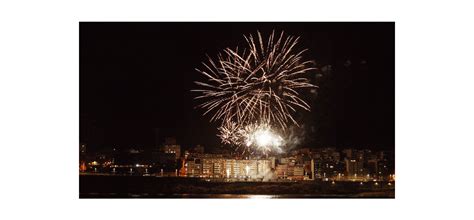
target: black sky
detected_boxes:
[80,22,394,152]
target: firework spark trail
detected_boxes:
[193,30,317,154]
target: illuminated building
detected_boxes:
[159,137,181,160]
[275,164,288,179]
[268,156,276,169]
[225,159,239,177]
[185,158,202,177]
[161,145,181,160]
[187,157,273,180]
[288,165,305,180]
[202,158,215,177]
[367,159,379,176]
[345,157,364,179]
[80,161,87,172]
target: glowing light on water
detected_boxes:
[248,195,274,199]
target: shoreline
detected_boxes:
[80,175,395,198]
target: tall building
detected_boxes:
[202,158,214,177]
[275,164,288,179]
[345,158,364,178]
[160,137,181,160]
[331,152,341,162]
[342,149,353,159]
[186,158,202,177]
[367,159,379,176]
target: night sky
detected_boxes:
[80,22,394,152]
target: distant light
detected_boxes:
[136,164,140,167]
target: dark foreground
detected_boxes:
[80,175,395,198]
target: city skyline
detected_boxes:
[80,140,395,198]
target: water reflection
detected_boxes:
[80,192,394,198]
[247,195,276,199]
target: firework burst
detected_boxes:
[218,121,284,155]
[193,30,316,154]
